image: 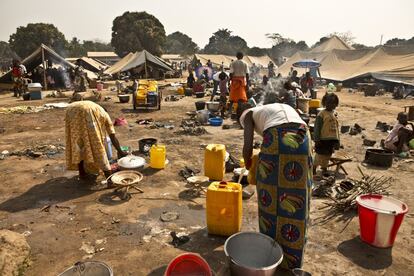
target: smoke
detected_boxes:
[257,77,286,105]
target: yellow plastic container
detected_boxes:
[309,99,321,108]
[177,86,184,95]
[206,181,242,236]
[204,144,226,181]
[150,144,166,169]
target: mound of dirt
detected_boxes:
[0,230,31,276]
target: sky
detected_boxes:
[0,0,413,48]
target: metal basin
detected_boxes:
[224,232,283,276]
[364,148,393,167]
[58,261,113,276]
[206,101,220,112]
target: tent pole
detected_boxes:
[41,47,48,90]
[145,61,148,79]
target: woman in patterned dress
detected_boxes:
[65,100,126,179]
[240,103,312,269]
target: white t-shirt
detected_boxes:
[240,103,305,136]
[230,59,249,77]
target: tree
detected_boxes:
[248,47,268,56]
[265,33,309,65]
[67,38,114,57]
[0,41,18,60]
[330,31,355,45]
[111,11,166,57]
[313,32,355,49]
[312,36,330,48]
[203,29,249,55]
[266,33,292,46]
[352,43,371,49]
[82,40,114,52]
[385,37,414,46]
[165,31,199,54]
[9,23,67,58]
[67,37,84,57]
[295,41,309,51]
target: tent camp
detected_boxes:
[0,44,98,88]
[310,35,354,53]
[193,54,274,68]
[73,57,108,72]
[161,54,190,64]
[104,50,173,78]
[87,52,120,65]
[277,36,414,85]
[0,44,75,87]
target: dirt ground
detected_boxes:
[0,84,413,276]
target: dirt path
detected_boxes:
[0,88,413,275]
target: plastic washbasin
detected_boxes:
[208,117,223,126]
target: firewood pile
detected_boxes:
[317,167,393,225]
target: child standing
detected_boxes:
[218,71,229,118]
[313,93,340,175]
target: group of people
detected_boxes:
[64,51,413,272]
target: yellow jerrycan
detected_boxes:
[206,181,242,236]
[150,144,166,169]
[204,144,226,181]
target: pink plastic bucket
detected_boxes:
[356,194,408,248]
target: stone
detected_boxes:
[0,230,31,276]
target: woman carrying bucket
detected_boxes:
[240,102,312,269]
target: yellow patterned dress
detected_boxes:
[65,101,115,174]
[256,124,312,269]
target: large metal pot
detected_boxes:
[195,101,206,111]
[364,148,393,167]
[206,101,220,112]
[196,110,209,124]
[224,232,283,276]
[118,94,130,103]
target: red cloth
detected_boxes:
[11,66,21,77]
[229,76,247,103]
[114,117,128,126]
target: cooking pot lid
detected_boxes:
[118,155,146,168]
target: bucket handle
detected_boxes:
[73,261,86,273]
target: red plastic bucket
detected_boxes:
[356,194,408,248]
[165,253,212,276]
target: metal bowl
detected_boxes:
[118,94,130,103]
[224,232,283,276]
[206,101,220,112]
[58,261,113,276]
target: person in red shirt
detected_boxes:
[11,60,25,97]
[300,72,315,98]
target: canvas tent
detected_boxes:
[0,44,75,88]
[0,44,99,89]
[161,54,190,64]
[310,35,354,53]
[193,54,274,68]
[87,51,120,65]
[277,36,414,85]
[74,57,108,72]
[104,50,173,77]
